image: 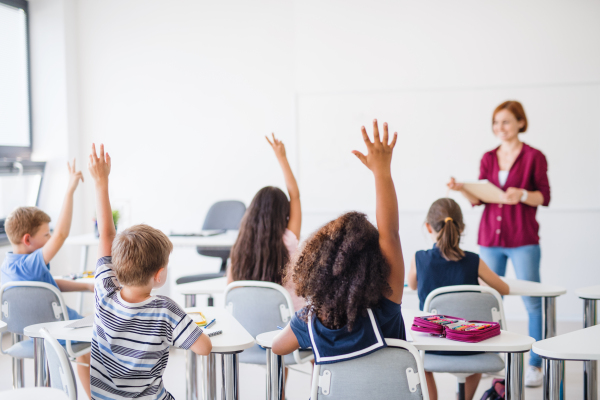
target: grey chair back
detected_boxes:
[41,328,77,400]
[311,339,429,400]
[224,281,299,365]
[424,285,506,329]
[0,282,67,334]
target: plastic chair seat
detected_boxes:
[5,339,90,359]
[424,353,504,374]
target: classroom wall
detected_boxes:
[24,0,600,319]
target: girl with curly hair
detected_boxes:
[272,120,405,365]
[407,198,509,400]
[227,134,304,311]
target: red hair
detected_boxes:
[493,101,528,133]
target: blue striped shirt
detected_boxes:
[91,257,202,400]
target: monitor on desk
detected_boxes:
[0,160,46,245]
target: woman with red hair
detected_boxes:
[448,101,551,387]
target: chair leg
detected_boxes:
[457,382,466,400]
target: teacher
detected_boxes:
[447,100,550,388]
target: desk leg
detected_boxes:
[11,334,24,388]
[186,350,198,400]
[271,351,285,400]
[78,244,89,315]
[542,296,565,398]
[221,353,240,400]
[34,337,47,387]
[202,354,217,400]
[584,299,598,400]
[266,348,272,400]
[505,352,524,400]
[544,358,565,400]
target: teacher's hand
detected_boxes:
[502,187,524,205]
[447,177,464,191]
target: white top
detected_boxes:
[25,307,255,354]
[0,320,7,333]
[65,230,239,248]
[0,388,69,400]
[532,325,600,361]
[575,285,600,300]
[498,170,509,187]
[177,277,228,295]
[502,277,566,297]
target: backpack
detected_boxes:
[480,378,505,400]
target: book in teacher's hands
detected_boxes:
[461,180,505,204]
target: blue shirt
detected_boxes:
[415,245,480,311]
[1,248,58,288]
[290,297,405,365]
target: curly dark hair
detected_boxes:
[230,186,290,284]
[286,211,392,331]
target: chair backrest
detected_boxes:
[40,328,77,400]
[311,339,429,400]
[0,282,69,334]
[201,200,246,231]
[224,281,304,364]
[423,285,507,330]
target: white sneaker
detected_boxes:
[525,366,543,387]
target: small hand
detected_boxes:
[67,158,84,193]
[447,177,464,191]
[352,119,397,175]
[265,133,287,159]
[502,187,523,205]
[88,143,112,184]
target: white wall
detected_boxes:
[25,0,600,319]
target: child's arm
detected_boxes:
[189,333,212,356]
[407,254,418,290]
[478,259,510,295]
[88,144,116,258]
[42,159,83,264]
[352,120,404,303]
[272,324,300,355]
[266,134,301,239]
[55,279,94,292]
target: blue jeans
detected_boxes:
[479,245,542,368]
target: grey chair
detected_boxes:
[40,328,77,400]
[422,285,507,400]
[176,201,246,305]
[224,281,313,366]
[0,282,90,388]
[311,338,430,400]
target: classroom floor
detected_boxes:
[0,321,594,399]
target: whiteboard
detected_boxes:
[297,84,600,213]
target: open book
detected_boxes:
[462,180,505,204]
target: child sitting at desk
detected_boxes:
[272,120,406,365]
[1,160,93,398]
[227,133,304,311]
[88,144,212,400]
[407,198,509,400]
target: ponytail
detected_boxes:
[426,198,465,262]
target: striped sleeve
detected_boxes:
[94,257,120,297]
[172,313,203,349]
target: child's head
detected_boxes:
[5,207,52,250]
[230,186,290,284]
[288,212,391,331]
[111,224,173,288]
[425,198,465,262]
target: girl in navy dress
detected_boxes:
[407,198,509,400]
[272,120,406,366]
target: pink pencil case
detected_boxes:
[412,315,500,343]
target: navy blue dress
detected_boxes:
[290,297,405,365]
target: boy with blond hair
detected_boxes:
[88,144,211,400]
[1,160,93,398]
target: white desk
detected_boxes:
[65,231,239,313]
[575,285,600,400]
[25,306,254,400]
[533,325,600,400]
[0,387,69,400]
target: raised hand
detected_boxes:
[352,119,397,175]
[447,177,464,191]
[67,158,84,193]
[88,143,111,184]
[265,133,287,160]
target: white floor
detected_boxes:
[0,320,596,399]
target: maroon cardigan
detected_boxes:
[477,143,551,248]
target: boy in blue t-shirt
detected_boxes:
[1,159,93,398]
